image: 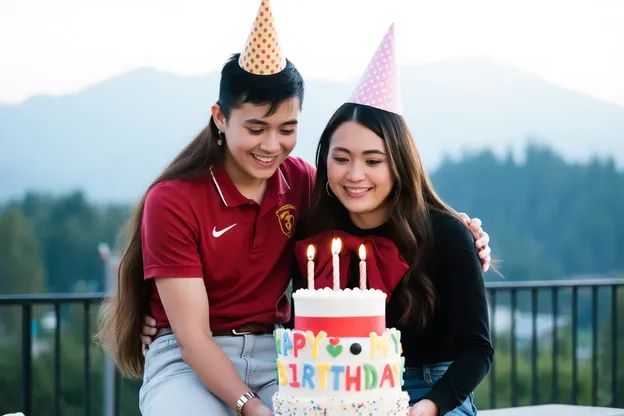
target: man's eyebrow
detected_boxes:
[244,118,299,126]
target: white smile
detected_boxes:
[345,187,372,194]
[251,154,278,163]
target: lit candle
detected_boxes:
[307,245,315,290]
[359,244,367,290]
[331,238,342,291]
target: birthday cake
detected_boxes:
[272,288,411,415]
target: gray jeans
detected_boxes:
[139,333,278,415]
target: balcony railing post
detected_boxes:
[114,368,121,416]
[54,303,62,416]
[100,243,120,416]
[531,288,538,405]
[572,286,578,405]
[84,302,91,416]
[21,304,32,416]
[552,287,559,403]
[612,286,619,408]
[591,286,598,407]
[488,289,496,409]
[511,289,517,407]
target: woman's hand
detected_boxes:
[409,399,438,416]
[242,398,273,416]
[458,213,492,272]
[140,315,157,356]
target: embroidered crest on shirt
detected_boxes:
[275,204,296,237]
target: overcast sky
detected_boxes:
[1,0,622,107]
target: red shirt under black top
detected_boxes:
[141,156,315,332]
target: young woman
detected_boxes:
[291,102,493,415]
[110,11,492,416]
[285,25,493,416]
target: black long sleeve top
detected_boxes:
[288,210,494,415]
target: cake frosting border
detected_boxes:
[272,391,411,415]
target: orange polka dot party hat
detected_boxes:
[238,0,286,75]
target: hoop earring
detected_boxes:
[217,131,224,146]
[326,181,335,198]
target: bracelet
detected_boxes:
[236,391,258,415]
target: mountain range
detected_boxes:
[1,58,623,202]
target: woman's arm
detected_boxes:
[420,215,494,415]
[142,183,267,415]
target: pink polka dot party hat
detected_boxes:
[347,23,403,116]
[238,0,286,75]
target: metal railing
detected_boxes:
[485,278,623,410]
[0,293,109,416]
[0,278,622,415]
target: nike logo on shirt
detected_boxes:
[212,223,237,238]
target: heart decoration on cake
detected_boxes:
[326,343,343,357]
[328,337,340,346]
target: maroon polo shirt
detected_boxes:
[141,156,315,331]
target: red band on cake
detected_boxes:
[295,315,385,337]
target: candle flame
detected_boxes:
[331,238,342,254]
[307,245,315,260]
[359,244,366,261]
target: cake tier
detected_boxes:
[272,391,411,416]
[292,288,387,337]
[275,328,405,399]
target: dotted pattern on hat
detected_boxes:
[238,0,286,75]
[347,24,402,116]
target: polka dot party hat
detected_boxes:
[347,23,402,116]
[238,0,286,75]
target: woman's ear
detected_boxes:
[211,104,227,132]
[391,180,400,198]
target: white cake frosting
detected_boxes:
[293,287,387,317]
[273,288,410,415]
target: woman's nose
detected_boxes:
[346,162,366,181]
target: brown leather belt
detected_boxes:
[155,323,275,339]
[212,323,275,337]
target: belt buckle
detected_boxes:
[231,328,253,335]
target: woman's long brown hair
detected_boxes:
[303,103,468,331]
[97,53,305,378]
